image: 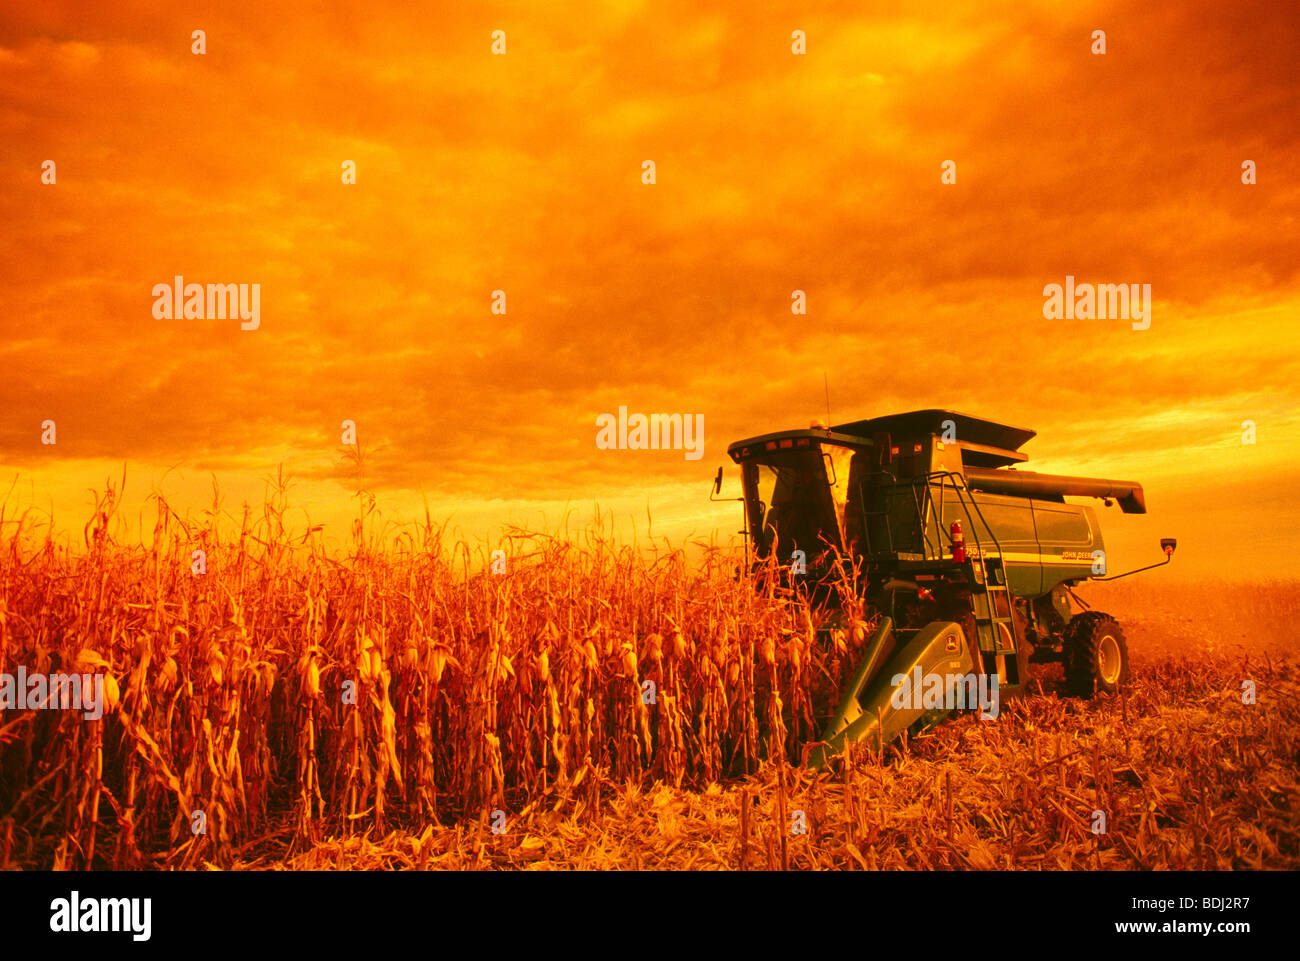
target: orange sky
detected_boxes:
[1,0,1298,579]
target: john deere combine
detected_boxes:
[717,410,1174,767]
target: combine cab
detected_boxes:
[720,410,1174,767]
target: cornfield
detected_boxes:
[0,480,870,868]
[1,481,1296,870]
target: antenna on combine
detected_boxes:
[823,372,832,428]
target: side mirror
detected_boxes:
[1093,537,1177,582]
[710,466,741,504]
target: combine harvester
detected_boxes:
[715,410,1175,767]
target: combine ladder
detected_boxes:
[855,468,1023,681]
[929,474,1021,683]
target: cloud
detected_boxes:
[0,0,1296,576]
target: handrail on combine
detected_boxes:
[933,470,1021,656]
[867,470,1022,657]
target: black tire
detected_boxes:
[1063,612,1129,697]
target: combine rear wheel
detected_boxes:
[1064,612,1129,697]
